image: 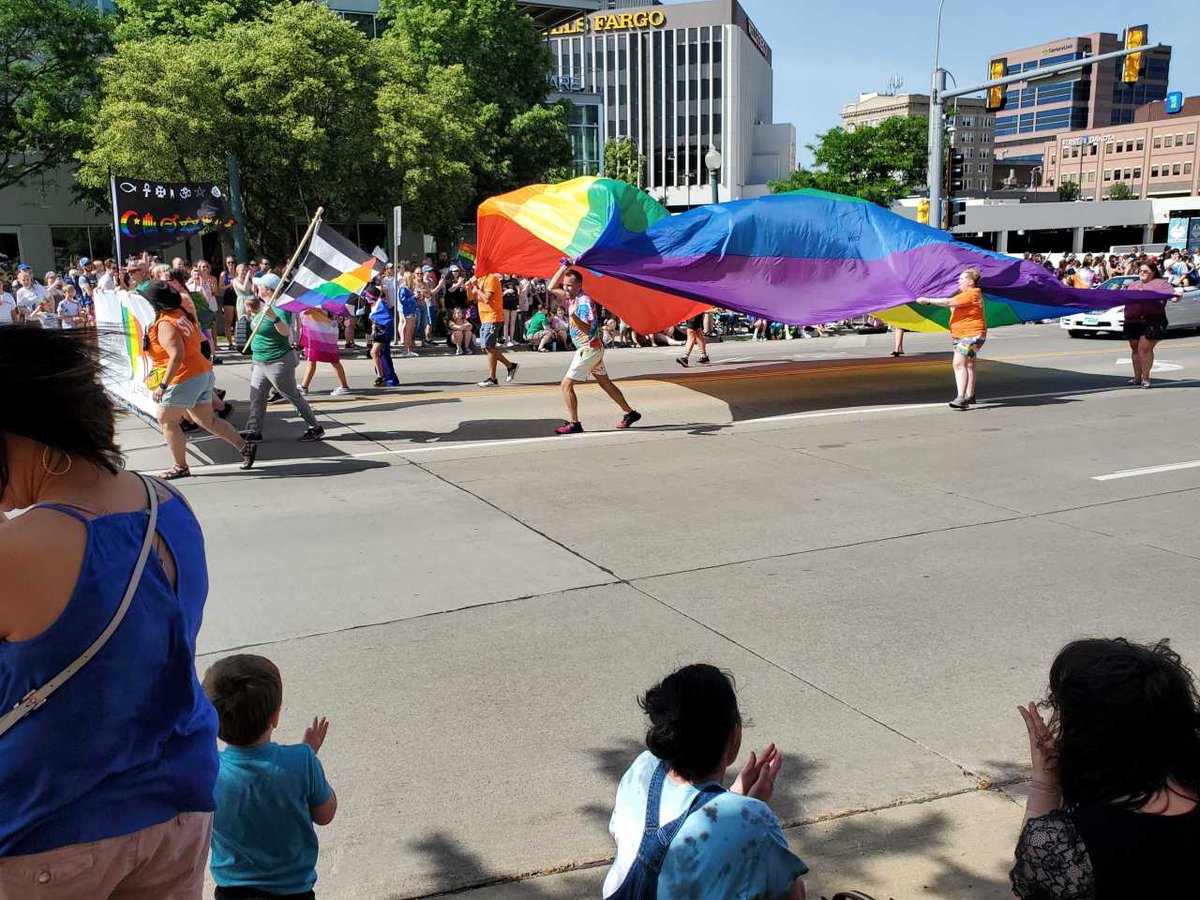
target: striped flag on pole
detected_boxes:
[278,223,379,314]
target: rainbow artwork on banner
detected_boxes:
[279,224,379,314]
[475,176,708,334]
[120,304,143,379]
[576,188,1173,330]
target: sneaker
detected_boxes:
[401,351,419,358]
[676,357,689,368]
[964,395,977,406]
[1141,380,1151,388]
[478,377,499,387]
[948,397,970,410]
[697,355,710,365]
[180,419,199,433]
[298,385,308,395]
[267,390,283,403]
[298,426,326,443]
[455,348,464,356]
[555,421,584,435]
[505,362,519,383]
[617,410,642,429]
[330,386,351,397]
[239,429,263,443]
[216,401,234,420]
[505,340,516,348]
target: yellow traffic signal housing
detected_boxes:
[986,59,1007,111]
[1123,25,1147,84]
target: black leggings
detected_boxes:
[214,888,315,900]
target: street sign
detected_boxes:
[1166,92,1184,115]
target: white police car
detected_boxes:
[1061,276,1200,337]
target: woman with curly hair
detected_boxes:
[1011,638,1200,898]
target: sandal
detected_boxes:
[159,465,191,480]
[239,441,257,470]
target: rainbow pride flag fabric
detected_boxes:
[280,224,379,314]
[476,176,708,333]
[577,188,1173,330]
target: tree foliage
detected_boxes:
[603,138,645,187]
[1057,181,1081,201]
[0,0,111,190]
[1106,181,1135,201]
[79,3,383,258]
[770,116,929,206]
[113,0,272,41]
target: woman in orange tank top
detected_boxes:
[143,274,254,479]
[916,269,987,410]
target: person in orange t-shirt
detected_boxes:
[466,272,519,387]
[916,269,987,410]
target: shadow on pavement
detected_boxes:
[328,418,568,444]
[233,458,391,478]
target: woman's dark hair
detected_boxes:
[202,654,283,746]
[0,326,122,496]
[640,663,740,781]
[1047,638,1200,810]
[1140,260,1162,279]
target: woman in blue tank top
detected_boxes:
[0,326,218,898]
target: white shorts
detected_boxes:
[565,346,606,382]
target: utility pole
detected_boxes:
[928,42,1162,231]
[226,154,249,264]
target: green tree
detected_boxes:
[113,0,273,41]
[376,0,569,202]
[769,116,929,206]
[79,3,385,258]
[603,138,645,187]
[0,0,111,190]
[1107,181,1136,201]
[1057,180,1081,201]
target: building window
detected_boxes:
[1185,162,1193,175]
[1104,169,1111,181]
[1188,133,1197,146]
[1164,135,1174,148]
[1173,163,1182,176]
[1176,133,1184,145]
[1136,139,1144,151]
[1154,136,1162,148]
[1087,170,1096,183]
[1090,144,1097,156]
[1151,166,1159,177]
[332,10,377,38]
[1133,167,1142,179]
[1123,168,1131,179]
[50,225,115,273]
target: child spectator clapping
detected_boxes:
[203,655,337,900]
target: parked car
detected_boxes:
[1060,276,1200,337]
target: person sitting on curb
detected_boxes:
[602,663,808,899]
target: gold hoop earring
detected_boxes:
[42,446,73,477]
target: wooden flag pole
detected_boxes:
[241,205,325,355]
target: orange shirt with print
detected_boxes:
[476,274,504,324]
[147,308,209,385]
[949,287,986,339]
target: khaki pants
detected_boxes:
[0,812,212,900]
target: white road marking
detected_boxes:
[1093,460,1200,481]
[1113,359,1184,372]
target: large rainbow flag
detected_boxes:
[476,176,707,333]
[576,189,1172,330]
[280,224,379,314]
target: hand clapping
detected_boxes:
[730,742,782,803]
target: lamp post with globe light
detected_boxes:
[705,147,722,204]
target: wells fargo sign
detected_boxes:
[549,10,667,36]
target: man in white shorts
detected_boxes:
[549,262,641,435]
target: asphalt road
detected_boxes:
[115,324,1200,898]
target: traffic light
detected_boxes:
[948,151,966,194]
[949,198,968,229]
[1123,24,1147,84]
[986,58,1007,111]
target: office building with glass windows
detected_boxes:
[546,0,795,208]
[990,31,1172,173]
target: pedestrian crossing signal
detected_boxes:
[1123,25,1147,85]
[986,59,1007,112]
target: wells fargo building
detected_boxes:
[546,0,796,208]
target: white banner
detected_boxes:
[93,288,160,420]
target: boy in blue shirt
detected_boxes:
[202,654,337,899]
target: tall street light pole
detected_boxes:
[927,0,949,230]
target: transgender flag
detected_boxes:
[279,223,379,314]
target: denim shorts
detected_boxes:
[479,322,500,349]
[160,370,215,408]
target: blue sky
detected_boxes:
[737,0,1196,165]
